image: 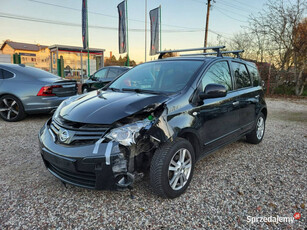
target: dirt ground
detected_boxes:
[0,98,306,229]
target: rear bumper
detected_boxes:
[24,95,75,114]
[38,119,131,190]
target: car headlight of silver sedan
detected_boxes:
[105,119,152,146]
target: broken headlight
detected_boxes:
[105,119,152,146]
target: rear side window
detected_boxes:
[201,61,233,91]
[247,65,261,86]
[0,69,14,79]
[232,62,251,89]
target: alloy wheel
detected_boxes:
[168,148,192,190]
[0,98,19,120]
[256,116,264,140]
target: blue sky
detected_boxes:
[1,0,270,62]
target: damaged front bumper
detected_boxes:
[38,104,174,190]
[39,118,135,190]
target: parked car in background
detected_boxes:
[0,64,77,122]
[82,66,131,93]
[38,46,267,198]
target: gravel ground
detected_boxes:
[0,98,306,229]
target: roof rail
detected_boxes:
[180,52,217,57]
[157,46,226,59]
[221,50,244,58]
[180,50,244,58]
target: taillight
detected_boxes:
[37,85,62,96]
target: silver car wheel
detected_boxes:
[0,98,19,120]
[168,148,192,191]
[83,87,88,94]
[256,116,264,140]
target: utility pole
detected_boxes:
[145,0,147,62]
[86,0,90,76]
[126,0,129,66]
[159,5,161,52]
[204,0,211,51]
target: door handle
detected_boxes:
[192,111,199,116]
[232,101,239,106]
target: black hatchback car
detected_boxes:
[39,47,267,198]
[82,66,130,93]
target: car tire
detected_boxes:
[82,85,89,94]
[0,95,26,122]
[246,112,265,144]
[150,137,195,199]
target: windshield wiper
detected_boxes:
[108,87,120,92]
[122,88,141,93]
[122,88,165,95]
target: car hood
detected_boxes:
[59,90,169,124]
[84,79,97,84]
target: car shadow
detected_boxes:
[25,113,52,122]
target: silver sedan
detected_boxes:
[0,64,77,122]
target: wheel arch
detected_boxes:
[0,93,24,106]
[177,129,202,161]
[82,84,89,89]
[260,107,267,120]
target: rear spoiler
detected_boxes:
[54,80,77,84]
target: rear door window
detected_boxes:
[232,62,251,89]
[201,61,233,91]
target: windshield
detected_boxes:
[108,60,204,93]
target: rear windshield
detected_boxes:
[109,61,204,93]
[15,66,59,79]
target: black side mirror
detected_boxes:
[199,83,227,100]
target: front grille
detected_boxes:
[49,119,109,145]
[48,162,96,188]
[56,116,110,131]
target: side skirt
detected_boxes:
[198,130,252,162]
